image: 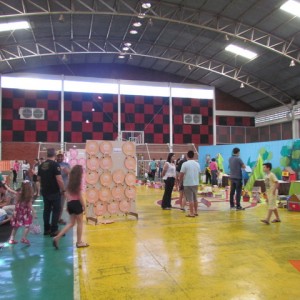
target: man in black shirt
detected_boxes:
[38,148,65,236]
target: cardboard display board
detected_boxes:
[85,140,138,223]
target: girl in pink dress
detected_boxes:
[9,181,36,245]
[53,165,89,249]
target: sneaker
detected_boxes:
[236,206,245,210]
[230,206,236,209]
[162,207,171,210]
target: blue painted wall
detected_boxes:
[199,139,300,180]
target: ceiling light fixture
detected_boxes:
[290,59,296,67]
[225,44,258,59]
[124,42,132,47]
[58,14,64,23]
[92,108,95,112]
[130,29,138,34]
[280,0,300,18]
[129,55,133,60]
[85,120,90,123]
[122,46,129,51]
[188,65,192,70]
[138,13,146,19]
[62,54,68,62]
[240,82,245,88]
[0,21,30,32]
[225,34,229,41]
[148,18,153,26]
[118,54,125,59]
[133,21,142,27]
[142,2,151,9]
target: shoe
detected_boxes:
[236,206,245,210]
[186,215,195,217]
[230,206,235,209]
[261,219,270,225]
[179,208,185,212]
[21,238,30,245]
[9,239,18,244]
[195,213,198,216]
[162,208,171,210]
[53,239,59,250]
[50,231,59,237]
[58,219,66,225]
[76,242,89,248]
[44,230,51,236]
[271,219,281,223]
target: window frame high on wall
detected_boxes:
[0,73,215,158]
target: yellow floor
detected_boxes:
[78,186,300,300]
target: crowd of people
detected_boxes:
[0,148,89,249]
[159,147,280,223]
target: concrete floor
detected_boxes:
[1,186,300,300]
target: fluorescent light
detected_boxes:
[280,0,300,17]
[142,2,151,9]
[130,30,138,34]
[64,80,119,94]
[1,76,62,91]
[225,44,257,59]
[120,83,169,97]
[0,21,30,32]
[133,22,142,27]
[124,42,132,47]
[171,87,214,99]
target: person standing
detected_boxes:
[12,160,20,189]
[209,158,218,186]
[56,150,70,225]
[179,150,200,217]
[161,153,176,210]
[21,160,30,180]
[38,148,65,237]
[261,163,281,225]
[149,158,157,181]
[53,165,89,249]
[9,181,36,245]
[32,158,40,197]
[229,147,246,210]
[158,158,164,179]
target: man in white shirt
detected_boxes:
[179,151,200,217]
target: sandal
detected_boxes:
[76,242,89,248]
[271,219,281,223]
[9,239,18,244]
[260,219,270,225]
[21,238,30,245]
[53,239,59,250]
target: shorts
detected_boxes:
[67,200,83,215]
[183,186,198,202]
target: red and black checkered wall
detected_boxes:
[1,88,213,145]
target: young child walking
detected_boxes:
[9,180,35,245]
[261,162,281,225]
[53,165,89,249]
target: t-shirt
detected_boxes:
[149,161,156,170]
[229,155,244,179]
[59,162,70,186]
[264,172,278,191]
[38,160,61,195]
[180,160,200,186]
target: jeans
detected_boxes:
[230,178,243,207]
[162,177,175,208]
[43,192,61,233]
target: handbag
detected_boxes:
[29,221,41,234]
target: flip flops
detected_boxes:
[52,239,59,250]
[21,238,30,245]
[76,242,89,248]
